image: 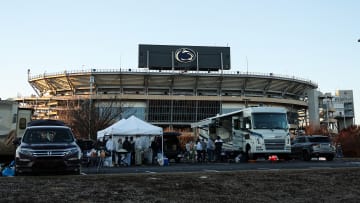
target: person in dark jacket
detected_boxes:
[122,136,132,166]
[214,136,223,162]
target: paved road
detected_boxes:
[81,158,360,175]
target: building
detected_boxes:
[318,90,355,132]
[16,45,319,136]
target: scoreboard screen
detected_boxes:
[138,44,230,71]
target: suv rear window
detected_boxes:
[308,137,331,143]
[23,128,74,144]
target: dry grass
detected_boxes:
[1,168,359,202]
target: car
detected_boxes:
[14,120,82,175]
[291,135,336,161]
[163,132,184,163]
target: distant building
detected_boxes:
[318,90,355,133]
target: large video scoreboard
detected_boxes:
[138,44,231,71]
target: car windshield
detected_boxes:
[22,128,74,144]
[308,137,331,143]
[252,113,288,129]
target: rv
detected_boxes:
[0,100,32,156]
[191,107,291,160]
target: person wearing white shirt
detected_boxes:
[105,136,115,166]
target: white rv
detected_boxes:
[0,101,32,156]
[191,107,291,160]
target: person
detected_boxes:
[215,136,223,162]
[206,138,215,162]
[134,135,143,165]
[196,139,203,162]
[151,136,161,164]
[86,147,98,167]
[336,143,343,158]
[115,138,124,166]
[130,136,135,165]
[40,131,50,142]
[122,136,132,166]
[200,139,207,162]
[105,135,115,167]
[184,140,195,162]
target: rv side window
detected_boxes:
[244,117,251,129]
[19,118,27,130]
[209,126,216,134]
[234,119,240,130]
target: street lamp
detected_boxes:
[89,74,94,140]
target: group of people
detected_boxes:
[92,135,163,167]
[89,134,225,167]
[185,136,224,162]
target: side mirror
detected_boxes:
[12,138,21,146]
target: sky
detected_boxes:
[0,0,359,124]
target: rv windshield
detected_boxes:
[252,113,287,130]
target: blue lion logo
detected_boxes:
[175,48,196,63]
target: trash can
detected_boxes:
[163,158,169,166]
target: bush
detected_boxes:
[334,125,360,157]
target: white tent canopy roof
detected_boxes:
[97,116,163,139]
[97,118,126,140]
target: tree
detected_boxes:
[61,99,124,140]
[334,125,360,157]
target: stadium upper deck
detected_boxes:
[27,68,316,100]
[21,68,317,128]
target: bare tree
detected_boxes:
[61,99,123,140]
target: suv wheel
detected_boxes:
[326,155,334,161]
[302,151,311,161]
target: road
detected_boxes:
[81,158,360,175]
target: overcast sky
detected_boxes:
[1,0,359,123]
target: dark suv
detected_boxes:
[291,135,336,161]
[14,120,81,175]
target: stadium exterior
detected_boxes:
[17,44,318,135]
[20,68,318,134]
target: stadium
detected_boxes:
[19,44,318,135]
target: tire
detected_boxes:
[73,166,81,175]
[15,169,20,176]
[326,155,334,161]
[302,151,311,161]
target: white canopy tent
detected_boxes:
[96,116,164,164]
[111,115,163,136]
[96,118,126,140]
[97,116,163,138]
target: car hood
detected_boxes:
[20,143,78,150]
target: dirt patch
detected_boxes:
[1,168,359,202]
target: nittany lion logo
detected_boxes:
[174,48,196,63]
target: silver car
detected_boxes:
[291,135,336,161]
